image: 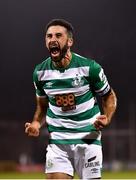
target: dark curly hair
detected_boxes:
[45,19,74,38]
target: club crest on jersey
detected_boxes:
[72,74,84,87]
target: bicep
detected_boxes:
[101,89,117,106]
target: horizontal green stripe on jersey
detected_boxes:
[43,77,89,89]
[49,139,101,145]
[47,104,100,121]
[48,124,96,133]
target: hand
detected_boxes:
[25,121,41,137]
[94,115,109,130]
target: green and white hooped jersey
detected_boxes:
[33,53,111,145]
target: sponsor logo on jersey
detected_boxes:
[72,74,84,87]
[91,168,99,174]
[88,156,96,162]
[85,160,100,168]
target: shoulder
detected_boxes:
[34,57,51,71]
[73,53,101,68]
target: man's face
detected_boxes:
[45,25,73,62]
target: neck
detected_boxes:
[53,50,72,68]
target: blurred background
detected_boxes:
[0,0,136,176]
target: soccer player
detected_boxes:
[25,19,117,179]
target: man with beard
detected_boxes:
[25,19,117,179]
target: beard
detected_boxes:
[48,41,69,62]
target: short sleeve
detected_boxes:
[33,66,46,97]
[90,61,111,96]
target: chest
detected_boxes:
[43,73,89,97]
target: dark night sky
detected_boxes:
[0,0,136,126]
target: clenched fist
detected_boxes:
[25,121,41,137]
[94,115,109,130]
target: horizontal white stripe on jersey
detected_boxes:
[46,112,100,129]
[50,131,101,140]
[49,97,95,116]
[37,66,89,81]
[44,84,90,96]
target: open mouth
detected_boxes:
[49,42,61,57]
[50,46,60,55]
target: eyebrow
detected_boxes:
[46,32,63,37]
[46,32,62,35]
[46,33,52,36]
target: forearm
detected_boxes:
[25,96,48,136]
[32,107,45,125]
[32,96,48,127]
[102,89,117,124]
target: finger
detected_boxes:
[96,120,104,126]
[94,120,104,129]
[96,126,104,130]
[25,125,33,134]
[25,122,31,128]
[28,130,39,137]
[94,124,104,130]
[96,115,107,120]
[94,120,103,126]
[25,126,30,133]
[27,127,39,135]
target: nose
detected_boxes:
[50,35,57,42]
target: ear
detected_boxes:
[68,38,73,47]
